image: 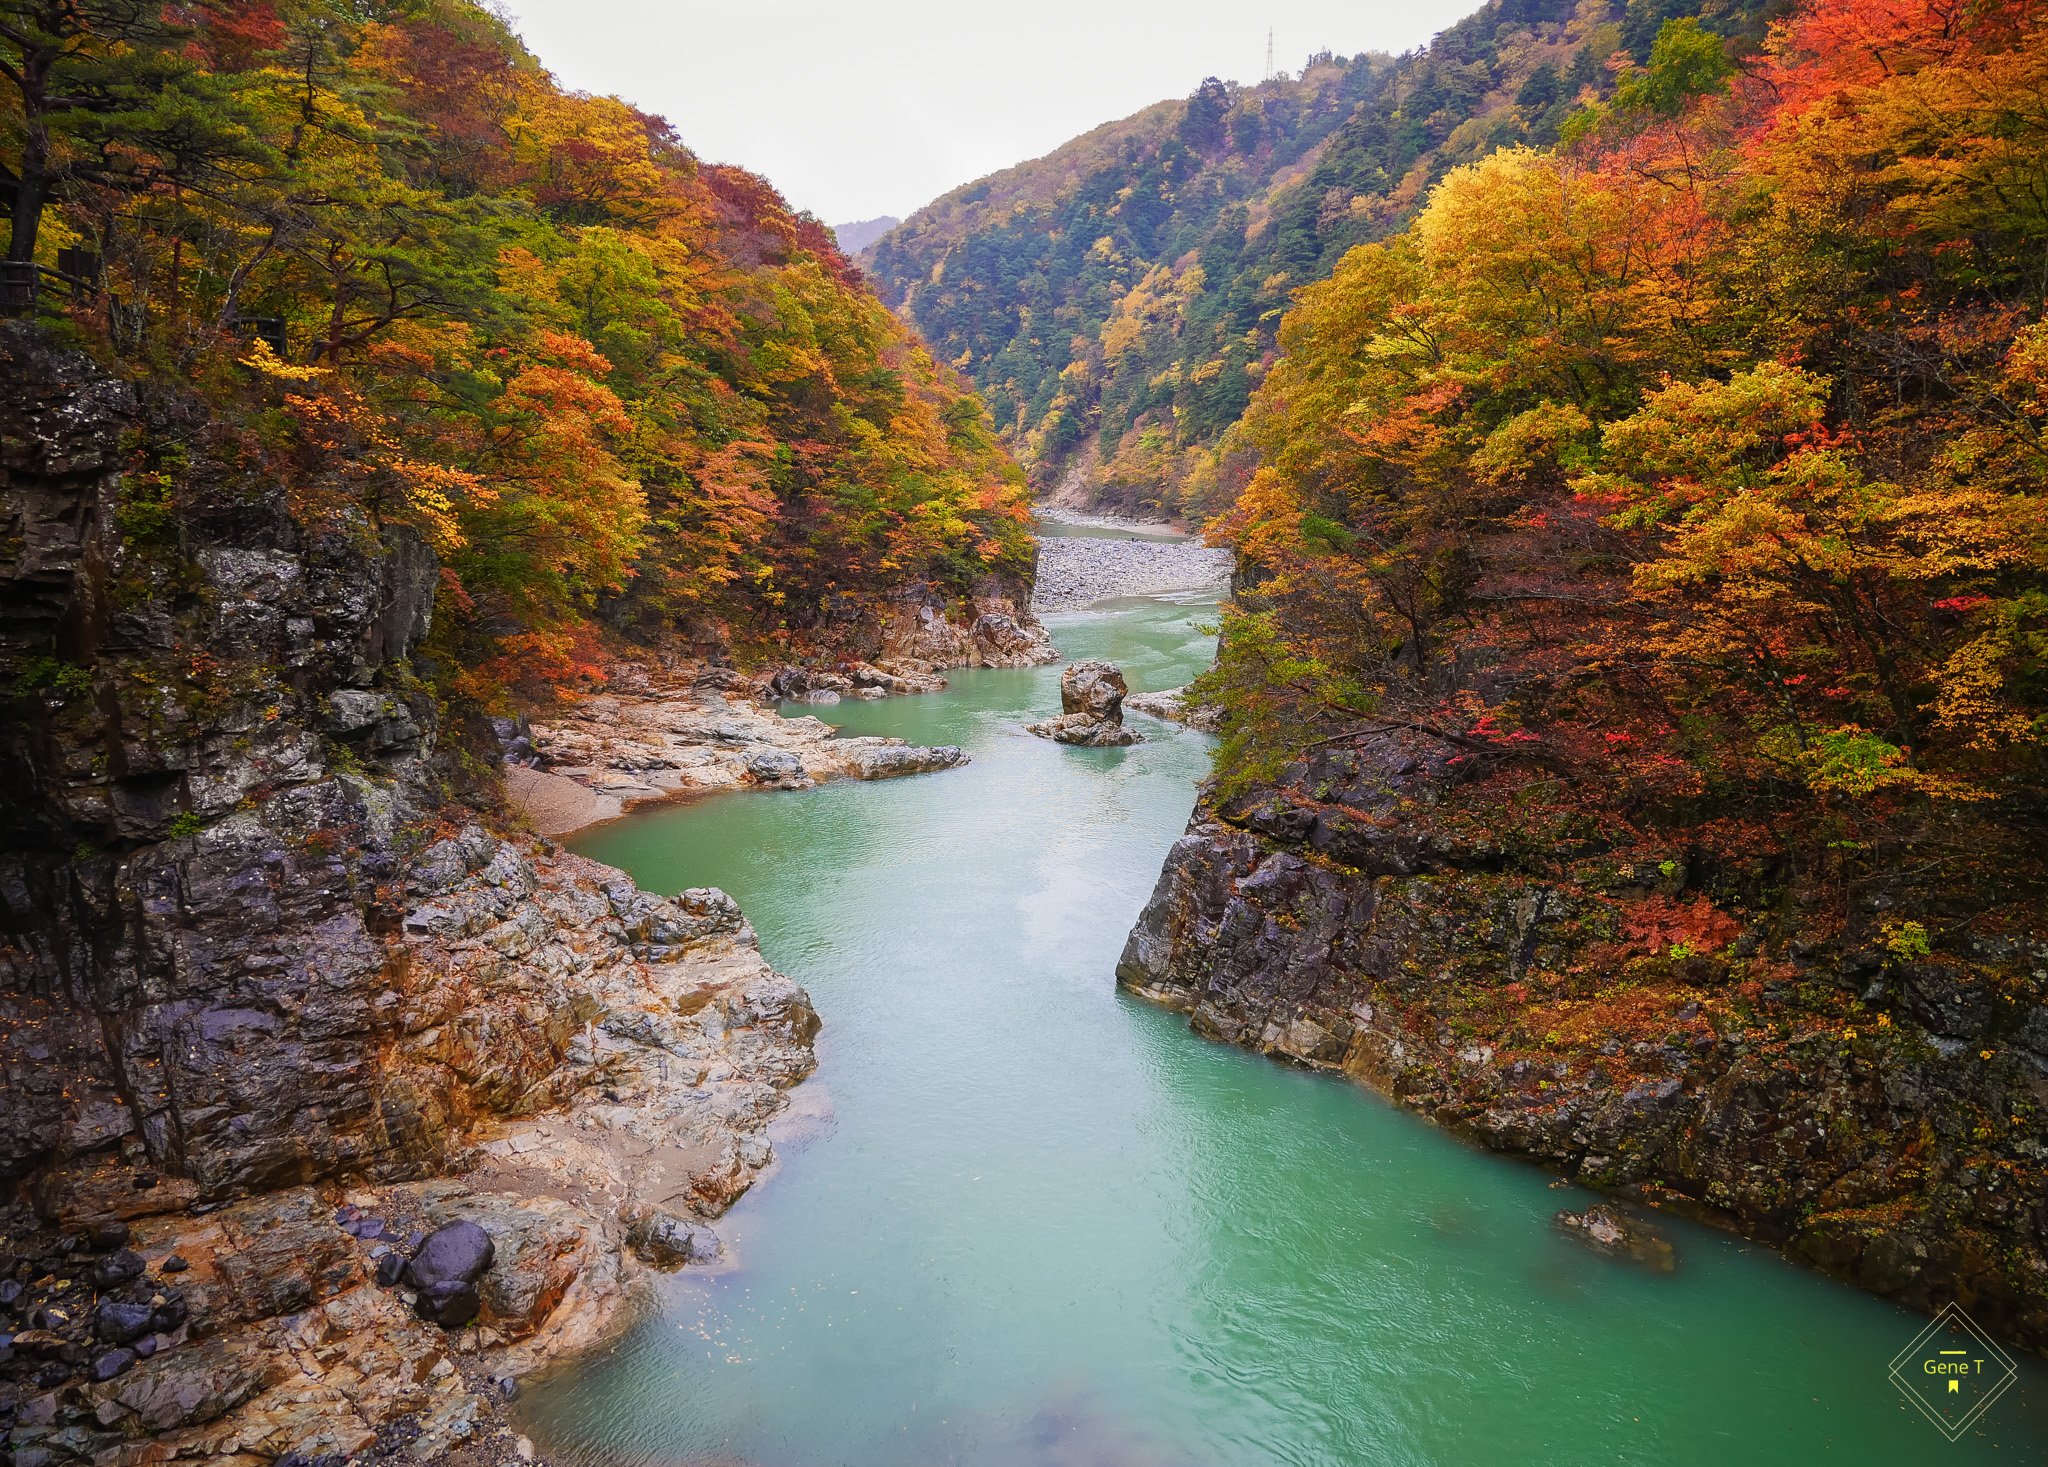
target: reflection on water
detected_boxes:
[521,594,2048,1467]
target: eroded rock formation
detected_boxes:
[1123,686,1221,733]
[502,664,969,836]
[867,581,1057,668]
[1026,661,1143,748]
[1119,732,2048,1350]
[0,325,819,1460]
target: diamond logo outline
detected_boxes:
[1887,1302,2019,1442]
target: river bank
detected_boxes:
[501,661,972,838]
[1030,511,1232,612]
[502,515,1234,840]
[520,595,2048,1465]
[1118,733,2048,1355]
[0,334,825,1467]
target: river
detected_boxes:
[520,592,2048,1465]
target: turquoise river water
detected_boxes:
[522,592,2048,1466]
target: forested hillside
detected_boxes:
[1120,0,2048,1341]
[865,0,1780,517]
[1,0,1033,705]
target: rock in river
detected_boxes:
[1553,1204,1677,1274]
[1123,684,1223,732]
[1027,661,1145,747]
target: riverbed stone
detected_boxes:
[1031,524,1232,611]
[1553,1205,1677,1273]
[1027,661,1144,747]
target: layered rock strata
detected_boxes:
[504,667,968,837]
[1119,734,2048,1350]
[0,325,818,1462]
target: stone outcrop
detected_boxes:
[771,578,1056,671]
[864,581,1057,669]
[1026,661,1143,748]
[1123,686,1222,733]
[763,659,948,703]
[1118,732,2048,1351]
[0,324,822,1461]
[504,666,968,836]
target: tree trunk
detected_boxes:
[8,167,46,263]
[7,51,52,264]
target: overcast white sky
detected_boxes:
[496,0,1487,225]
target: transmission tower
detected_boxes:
[1266,28,1276,81]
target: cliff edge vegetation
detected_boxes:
[1124,0,2048,1347]
[1,0,1037,710]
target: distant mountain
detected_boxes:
[865,0,1781,517]
[832,216,901,255]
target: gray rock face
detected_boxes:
[0,324,439,1198]
[861,580,1058,669]
[1026,661,1144,747]
[1116,731,2048,1351]
[1124,686,1223,732]
[0,325,826,1458]
[746,748,809,786]
[627,1209,721,1268]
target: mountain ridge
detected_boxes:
[864,0,1782,517]
[832,214,901,254]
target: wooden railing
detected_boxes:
[0,251,102,315]
[0,254,290,360]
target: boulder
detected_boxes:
[626,1210,722,1269]
[1064,661,1126,719]
[1553,1204,1677,1273]
[843,743,967,779]
[744,748,808,787]
[1026,661,1144,747]
[406,1187,595,1337]
[403,1220,496,1329]
[94,1298,155,1344]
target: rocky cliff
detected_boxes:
[0,327,820,1460]
[1120,734,2048,1351]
